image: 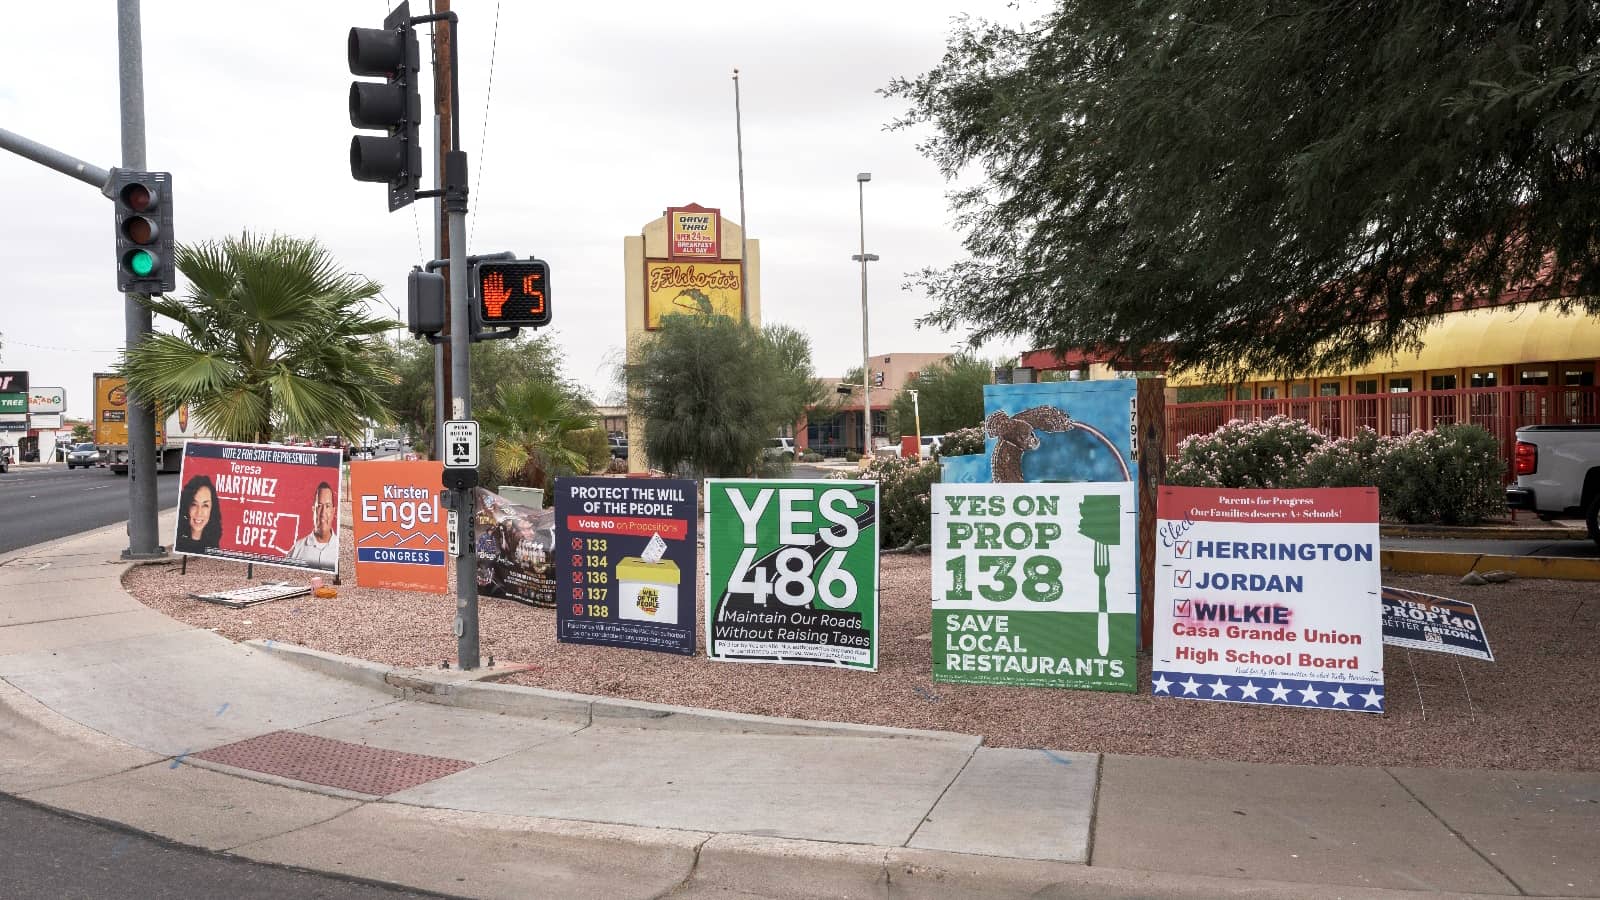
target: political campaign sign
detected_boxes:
[1382,587,1493,661]
[554,477,697,655]
[1153,486,1385,712]
[706,479,879,670]
[932,482,1137,691]
[350,460,447,594]
[174,441,343,574]
[474,487,556,607]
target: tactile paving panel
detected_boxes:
[194,730,473,796]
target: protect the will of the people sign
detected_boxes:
[931,482,1138,691]
[705,479,879,670]
[1153,486,1385,712]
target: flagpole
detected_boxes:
[732,67,749,319]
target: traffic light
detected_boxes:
[407,268,445,336]
[473,259,552,329]
[111,169,174,294]
[348,2,421,211]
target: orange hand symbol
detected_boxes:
[483,272,512,317]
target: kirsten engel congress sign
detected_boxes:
[350,459,446,594]
[705,479,879,670]
[932,483,1138,691]
[174,440,343,574]
[1153,486,1385,712]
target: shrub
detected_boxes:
[1296,427,1385,488]
[1166,416,1327,488]
[1376,425,1505,524]
[844,450,862,462]
[938,426,985,458]
[840,455,939,549]
[565,428,612,474]
[798,449,824,463]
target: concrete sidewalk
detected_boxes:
[1,525,1596,899]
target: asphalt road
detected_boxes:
[1384,536,1599,558]
[0,464,180,556]
[0,794,444,900]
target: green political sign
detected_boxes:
[706,479,880,670]
[931,482,1137,691]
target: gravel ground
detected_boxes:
[124,523,1600,771]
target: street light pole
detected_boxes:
[852,172,878,458]
[908,388,922,458]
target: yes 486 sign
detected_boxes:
[705,480,879,670]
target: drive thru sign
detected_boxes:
[444,420,479,469]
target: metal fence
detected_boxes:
[1166,386,1600,472]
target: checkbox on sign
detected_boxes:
[1174,540,1192,558]
[1173,569,1192,587]
[1173,599,1191,617]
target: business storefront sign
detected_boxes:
[554,476,698,655]
[932,482,1138,691]
[0,371,26,393]
[29,413,64,430]
[706,479,879,670]
[644,261,742,328]
[474,487,556,607]
[350,460,447,594]
[0,395,24,415]
[666,204,721,259]
[27,388,65,414]
[1153,486,1385,712]
[174,440,344,574]
[1382,586,1493,661]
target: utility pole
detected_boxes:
[732,68,748,319]
[118,0,163,560]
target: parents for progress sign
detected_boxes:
[706,479,879,670]
[555,476,698,656]
[174,440,344,574]
[1153,486,1384,712]
[932,482,1137,691]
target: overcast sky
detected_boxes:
[1,0,1033,420]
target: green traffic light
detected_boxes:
[127,250,155,277]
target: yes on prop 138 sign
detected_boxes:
[705,479,879,670]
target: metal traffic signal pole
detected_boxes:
[117,0,163,560]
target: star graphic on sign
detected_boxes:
[1208,678,1232,698]
[1237,681,1261,700]
[1361,688,1385,709]
[1269,682,1292,702]
[1152,674,1173,694]
[1329,686,1353,706]
[1298,685,1323,705]
[1180,677,1202,696]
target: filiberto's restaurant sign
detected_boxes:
[1152,486,1385,713]
[667,204,720,259]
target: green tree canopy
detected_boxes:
[478,378,597,491]
[629,315,824,477]
[890,2,1600,378]
[889,353,993,435]
[122,233,394,443]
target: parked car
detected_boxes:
[0,445,11,473]
[764,437,796,460]
[608,435,629,459]
[379,438,400,452]
[67,442,100,469]
[919,434,946,459]
[1506,424,1600,548]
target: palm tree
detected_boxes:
[478,379,597,491]
[121,233,396,443]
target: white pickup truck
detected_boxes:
[1505,425,1600,548]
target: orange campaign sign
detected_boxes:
[350,460,447,594]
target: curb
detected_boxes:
[246,640,982,744]
[1382,549,1600,581]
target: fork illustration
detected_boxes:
[1094,542,1111,656]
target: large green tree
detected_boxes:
[889,353,993,435]
[890,2,1600,378]
[122,233,394,442]
[628,315,823,477]
[376,332,570,456]
[478,378,597,491]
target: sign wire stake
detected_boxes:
[1455,659,1476,723]
[1406,649,1427,722]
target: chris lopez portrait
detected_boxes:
[289,481,339,570]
